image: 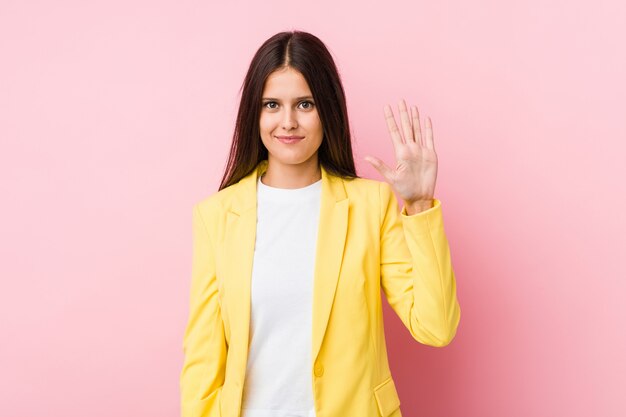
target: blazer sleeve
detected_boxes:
[180,203,228,417]
[379,181,461,347]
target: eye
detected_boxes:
[263,101,278,109]
[299,100,315,110]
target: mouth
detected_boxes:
[276,135,304,144]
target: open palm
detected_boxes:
[365,99,438,205]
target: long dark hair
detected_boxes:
[218,30,359,191]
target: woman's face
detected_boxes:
[259,66,323,169]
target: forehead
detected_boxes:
[262,67,312,97]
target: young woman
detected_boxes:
[180,30,461,417]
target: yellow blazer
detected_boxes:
[180,159,461,417]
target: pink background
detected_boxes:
[1,1,624,416]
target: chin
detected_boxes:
[268,150,319,166]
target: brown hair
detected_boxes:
[218,30,359,191]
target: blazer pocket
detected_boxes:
[374,376,401,417]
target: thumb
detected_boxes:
[364,156,393,182]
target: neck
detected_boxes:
[261,157,321,189]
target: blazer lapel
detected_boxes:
[223,159,349,371]
[310,167,349,363]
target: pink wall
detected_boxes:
[1,1,624,416]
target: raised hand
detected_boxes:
[364,99,438,214]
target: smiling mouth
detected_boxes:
[276,136,304,144]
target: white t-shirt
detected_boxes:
[240,175,322,417]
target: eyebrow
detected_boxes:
[261,96,314,101]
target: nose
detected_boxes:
[282,107,298,130]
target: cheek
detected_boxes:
[259,115,274,136]
[313,120,324,140]
[304,113,323,134]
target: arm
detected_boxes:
[180,204,228,416]
[379,181,461,347]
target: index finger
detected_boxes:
[384,104,405,146]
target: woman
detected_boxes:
[180,30,461,417]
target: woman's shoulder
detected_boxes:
[192,175,389,214]
[193,182,240,217]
